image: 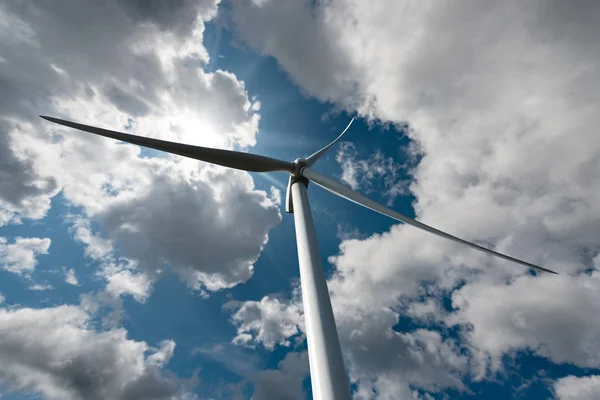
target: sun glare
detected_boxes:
[168,113,226,149]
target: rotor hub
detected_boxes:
[292,158,307,177]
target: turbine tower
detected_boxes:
[41,116,557,400]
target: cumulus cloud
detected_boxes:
[0,304,193,400]
[232,0,600,395]
[448,272,600,373]
[250,352,308,400]
[554,375,600,400]
[336,142,415,205]
[64,267,80,286]
[0,236,51,275]
[340,309,468,397]
[230,291,468,395]
[104,268,153,302]
[229,295,303,350]
[197,344,308,400]
[229,0,359,104]
[0,120,60,226]
[228,284,467,395]
[96,165,280,293]
[69,218,114,262]
[79,291,125,330]
[66,160,281,300]
[1,0,282,298]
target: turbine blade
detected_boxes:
[302,167,558,274]
[305,117,354,166]
[40,116,293,173]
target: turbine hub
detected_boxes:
[292,158,307,177]
[286,159,309,214]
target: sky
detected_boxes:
[1,0,600,399]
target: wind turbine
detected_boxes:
[40,115,557,400]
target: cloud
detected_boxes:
[229,295,303,350]
[448,272,600,373]
[0,120,60,226]
[336,142,414,205]
[0,304,193,400]
[69,218,114,261]
[64,267,80,286]
[95,165,280,293]
[229,291,468,396]
[336,308,467,397]
[1,0,282,298]
[29,283,54,291]
[232,0,600,395]
[554,375,600,400]
[196,344,308,400]
[105,268,153,302]
[79,291,125,330]
[229,0,359,104]
[250,352,308,400]
[66,161,281,301]
[0,236,51,275]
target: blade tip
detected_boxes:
[537,266,558,275]
[543,266,559,275]
[40,115,58,123]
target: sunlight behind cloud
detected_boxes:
[165,112,224,149]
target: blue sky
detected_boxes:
[2,1,600,399]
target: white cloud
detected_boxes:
[554,375,600,400]
[79,291,125,330]
[1,0,282,298]
[336,141,415,204]
[269,186,282,207]
[0,111,60,227]
[93,165,280,294]
[228,285,467,395]
[0,237,51,275]
[328,226,467,312]
[105,268,153,303]
[147,340,177,366]
[0,292,4,304]
[229,296,303,350]
[448,272,600,373]
[232,0,600,395]
[66,161,281,301]
[29,283,54,291]
[230,0,359,105]
[0,304,192,400]
[64,267,79,286]
[229,292,468,395]
[69,218,114,261]
[338,310,468,397]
